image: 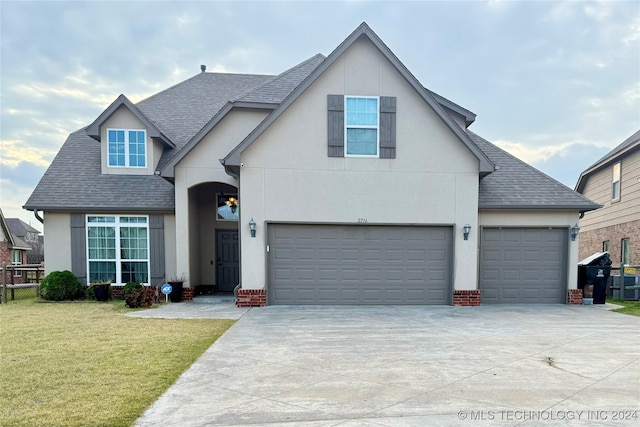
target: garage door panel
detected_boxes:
[268,224,451,305]
[481,228,567,304]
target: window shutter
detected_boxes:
[379,96,396,158]
[327,94,344,157]
[70,214,87,285]
[149,214,165,285]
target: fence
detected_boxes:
[608,264,640,302]
[1,264,45,303]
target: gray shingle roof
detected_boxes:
[6,218,40,237]
[24,130,176,212]
[469,131,601,210]
[575,129,640,193]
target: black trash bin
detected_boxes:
[578,253,612,304]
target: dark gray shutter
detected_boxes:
[380,96,396,159]
[149,215,165,285]
[70,214,87,285]
[327,94,344,157]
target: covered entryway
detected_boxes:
[480,227,567,304]
[268,224,452,305]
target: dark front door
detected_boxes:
[216,230,239,292]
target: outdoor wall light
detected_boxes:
[571,223,580,241]
[463,224,471,241]
[249,218,257,238]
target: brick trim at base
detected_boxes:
[236,289,266,307]
[568,289,583,305]
[181,287,194,301]
[453,290,481,306]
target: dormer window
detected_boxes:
[108,129,146,167]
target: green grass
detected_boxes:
[0,300,235,427]
[608,298,640,317]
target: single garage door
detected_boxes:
[268,224,452,305]
[480,227,567,304]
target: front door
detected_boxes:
[216,229,239,292]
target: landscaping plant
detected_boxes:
[39,270,84,301]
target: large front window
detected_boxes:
[345,96,379,156]
[107,129,146,167]
[87,215,149,284]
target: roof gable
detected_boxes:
[223,22,495,174]
[86,94,174,148]
[575,129,640,193]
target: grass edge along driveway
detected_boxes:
[0,300,234,427]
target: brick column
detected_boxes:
[453,290,481,306]
[568,289,583,305]
[236,289,266,307]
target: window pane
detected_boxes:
[346,97,377,126]
[120,227,148,259]
[129,130,146,167]
[121,262,148,284]
[88,226,116,259]
[622,239,630,265]
[612,181,620,200]
[346,128,378,155]
[89,261,116,283]
[603,241,610,252]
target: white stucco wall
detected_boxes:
[173,109,269,285]
[240,37,481,291]
[163,213,177,282]
[479,209,581,290]
[43,212,71,275]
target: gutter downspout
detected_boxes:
[33,210,44,224]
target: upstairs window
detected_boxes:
[612,162,621,201]
[108,129,146,167]
[345,97,379,156]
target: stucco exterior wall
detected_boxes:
[100,106,157,176]
[479,209,581,289]
[43,212,71,275]
[240,37,480,291]
[163,213,177,282]
[173,109,268,286]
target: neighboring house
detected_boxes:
[575,129,640,266]
[24,23,599,306]
[5,218,43,264]
[0,208,31,284]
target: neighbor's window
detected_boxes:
[11,250,22,277]
[602,240,610,253]
[345,96,379,156]
[107,129,146,167]
[612,162,621,201]
[87,215,149,285]
[621,238,630,265]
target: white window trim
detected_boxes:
[11,250,22,277]
[86,215,150,285]
[344,96,380,158]
[612,161,621,202]
[107,128,147,168]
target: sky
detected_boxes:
[1,0,639,233]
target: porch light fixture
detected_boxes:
[571,223,580,241]
[463,224,471,241]
[249,218,256,238]
[225,197,238,214]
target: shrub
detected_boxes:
[122,282,142,299]
[125,286,154,308]
[40,270,83,301]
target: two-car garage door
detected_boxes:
[480,228,567,304]
[268,224,452,305]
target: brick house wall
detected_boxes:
[578,219,640,265]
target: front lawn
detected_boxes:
[608,298,640,317]
[0,300,234,427]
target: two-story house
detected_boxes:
[0,209,31,284]
[24,23,599,306]
[5,218,43,265]
[575,129,640,266]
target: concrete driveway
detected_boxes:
[135,305,639,426]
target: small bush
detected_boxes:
[40,270,83,301]
[125,286,154,308]
[122,282,142,299]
